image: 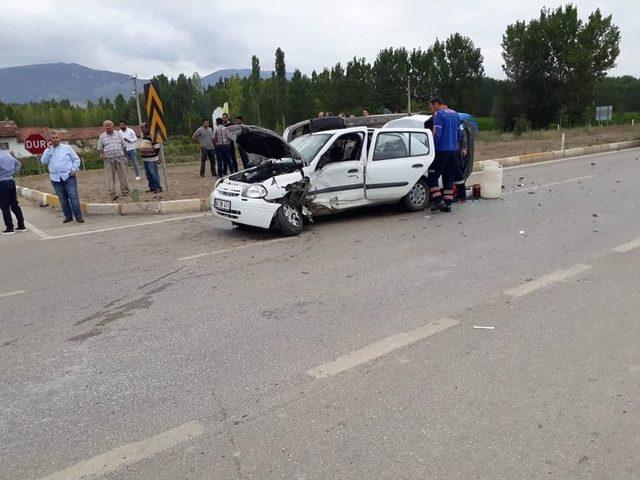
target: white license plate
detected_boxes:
[214,198,231,212]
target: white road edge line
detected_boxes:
[178,235,299,261]
[307,317,459,379]
[504,264,591,298]
[613,237,640,253]
[42,213,212,240]
[37,421,204,480]
[24,221,51,240]
[0,289,29,299]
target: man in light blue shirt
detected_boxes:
[41,133,84,223]
[0,149,26,234]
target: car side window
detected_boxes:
[318,133,364,168]
[409,132,430,156]
[373,133,409,161]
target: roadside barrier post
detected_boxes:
[160,144,169,193]
[561,132,566,157]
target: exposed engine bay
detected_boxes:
[228,158,305,184]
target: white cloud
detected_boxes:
[0,0,636,78]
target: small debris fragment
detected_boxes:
[517,183,524,187]
[473,326,495,330]
[518,176,524,180]
[301,271,309,274]
[590,162,596,166]
[525,278,533,282]
[592,213,598,217]
[518,230,526,235]
[528,191,535,195]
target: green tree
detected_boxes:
[502,5,620,126]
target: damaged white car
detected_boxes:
[211,115,471,236]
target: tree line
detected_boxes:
[1,5,634,134]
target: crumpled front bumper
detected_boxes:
[210,188,280,229]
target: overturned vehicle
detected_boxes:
[211,114,476,236]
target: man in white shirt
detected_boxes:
[119,120,140,180]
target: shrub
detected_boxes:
[513,115,532,137]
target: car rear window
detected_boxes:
[373,132,430,160]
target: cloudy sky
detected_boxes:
[1,0,637,79]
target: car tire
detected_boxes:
[402,178,429,211]
[275,202,304,236]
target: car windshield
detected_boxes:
[290,134,331,162]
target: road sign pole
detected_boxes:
[159,144,169,193]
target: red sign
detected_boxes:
[24,134,48,155]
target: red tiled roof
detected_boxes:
[14,125,141,142]
[0,120,19,138]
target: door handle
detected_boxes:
[347,168,359,173]
[412,163,423,168]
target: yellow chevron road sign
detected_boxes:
[144,80,167,143]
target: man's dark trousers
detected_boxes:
[215,144,233,176]
[51,175,83,221]
[200,148,216,177]
[0,179,25,231]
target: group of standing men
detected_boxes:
[96,120,162,200]
[192,113,249,178]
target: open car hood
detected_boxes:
[225,125,303,166]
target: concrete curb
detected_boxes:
[472,139,640,172]
[17,139,640,216]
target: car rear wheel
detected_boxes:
[402,178,429,211]
[275,202,304,236]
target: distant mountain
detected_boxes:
[0,63,295,104]
[0,63,148,104]
[201,68,292,86]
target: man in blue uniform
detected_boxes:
[426,97,460,212]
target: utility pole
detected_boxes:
[131,75,143,135]
[407,64,413,114]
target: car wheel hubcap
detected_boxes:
[283,204,300,227]
[409,184,427,206]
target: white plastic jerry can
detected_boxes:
[480,161,503,199]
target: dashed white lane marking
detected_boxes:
[503,174,596,195]
[613,237,640,253]
[0,289,29,299]
[38,421,204,480]
[178,235,300,261]
[24,221,51,240]
[307,317,459,379]
[504,264,591,298]
[42,213,211,240]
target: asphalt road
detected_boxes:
[1,149,639,479]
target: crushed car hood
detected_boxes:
[225,125,304,166]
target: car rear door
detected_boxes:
[364,129,434,201]
[309,128,368,208]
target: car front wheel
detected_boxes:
[402,178,429,211]
[275,202,304,236]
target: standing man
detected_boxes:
[426,97,460,213]
[0,149,26,234]
[97,120,130,200]
[41,133,84,223]
[192,119,216,177]
[222,113,238,173]
[362,108,371,116]
[213,117,233,176]
[235,115,250,169]
[139,123,162,193]
[119,120,141,180]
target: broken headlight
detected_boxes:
[242,184,268,198]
